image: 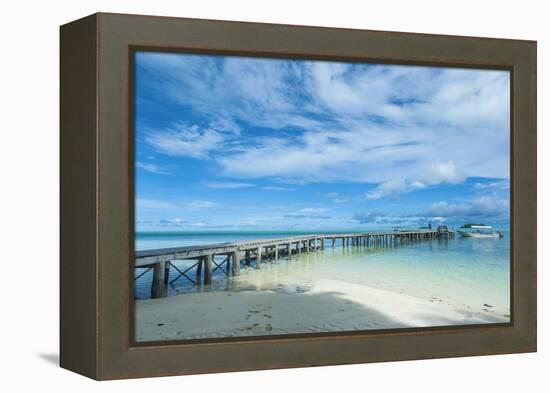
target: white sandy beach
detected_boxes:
[135,278,509,341]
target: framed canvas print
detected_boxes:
[60,13,537,380]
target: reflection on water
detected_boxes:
[135,233,510,313]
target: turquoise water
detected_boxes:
[134,230,510,316]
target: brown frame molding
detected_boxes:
[60,12,537,380]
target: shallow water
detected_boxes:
[134,231,510,317]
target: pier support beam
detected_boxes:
[196,257,203,279]
[165,262,170,287]
[204,254,213,285]
[151,261,168,299]
[287,243,292,257]
[256,247,262,269]
[232,250,240,276]
[275,246,279,261]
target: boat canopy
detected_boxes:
[460,224,493,229]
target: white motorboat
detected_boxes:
[457,224,503,238]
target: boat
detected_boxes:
[457,224,503,238]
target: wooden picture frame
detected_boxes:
[60,12,537,380]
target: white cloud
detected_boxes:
[366,179,408,200]
[299,207,329,213]
[326,192,348,203]
[136,161,170,175]
[208,115,241,135]
[215,120,504,192]
[420,195,509,218]
[145,124,226,159]
[262,186,295,191]
[352,212,429,225]
[184,200,219,210]
[136,198,218,211]
[354,194,508,226]
[365,161,464,199]
[137,52,321,132]
[153,218,226,228]
[306,62,509,129]
[205,181,254,189]
[366,178,426,200]
[138,53,510,198]
[283,214,332,220]
[473,180,510,190]
[425,161,465,185]
[278,207,332,220]
[158,217,187,227]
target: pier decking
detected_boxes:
[135,230,454,298]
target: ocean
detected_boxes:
[134,230,511,319]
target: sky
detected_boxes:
[134,51,510,232]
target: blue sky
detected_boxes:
[135,51,510,231]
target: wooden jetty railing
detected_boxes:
[135,230,454,298]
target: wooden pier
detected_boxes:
[135,230,454,298]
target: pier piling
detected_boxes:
[151,261,167,299]
[232,250,240,276]
[256,247,262,269]
[204,254,213,285]
[196,257,203,278]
